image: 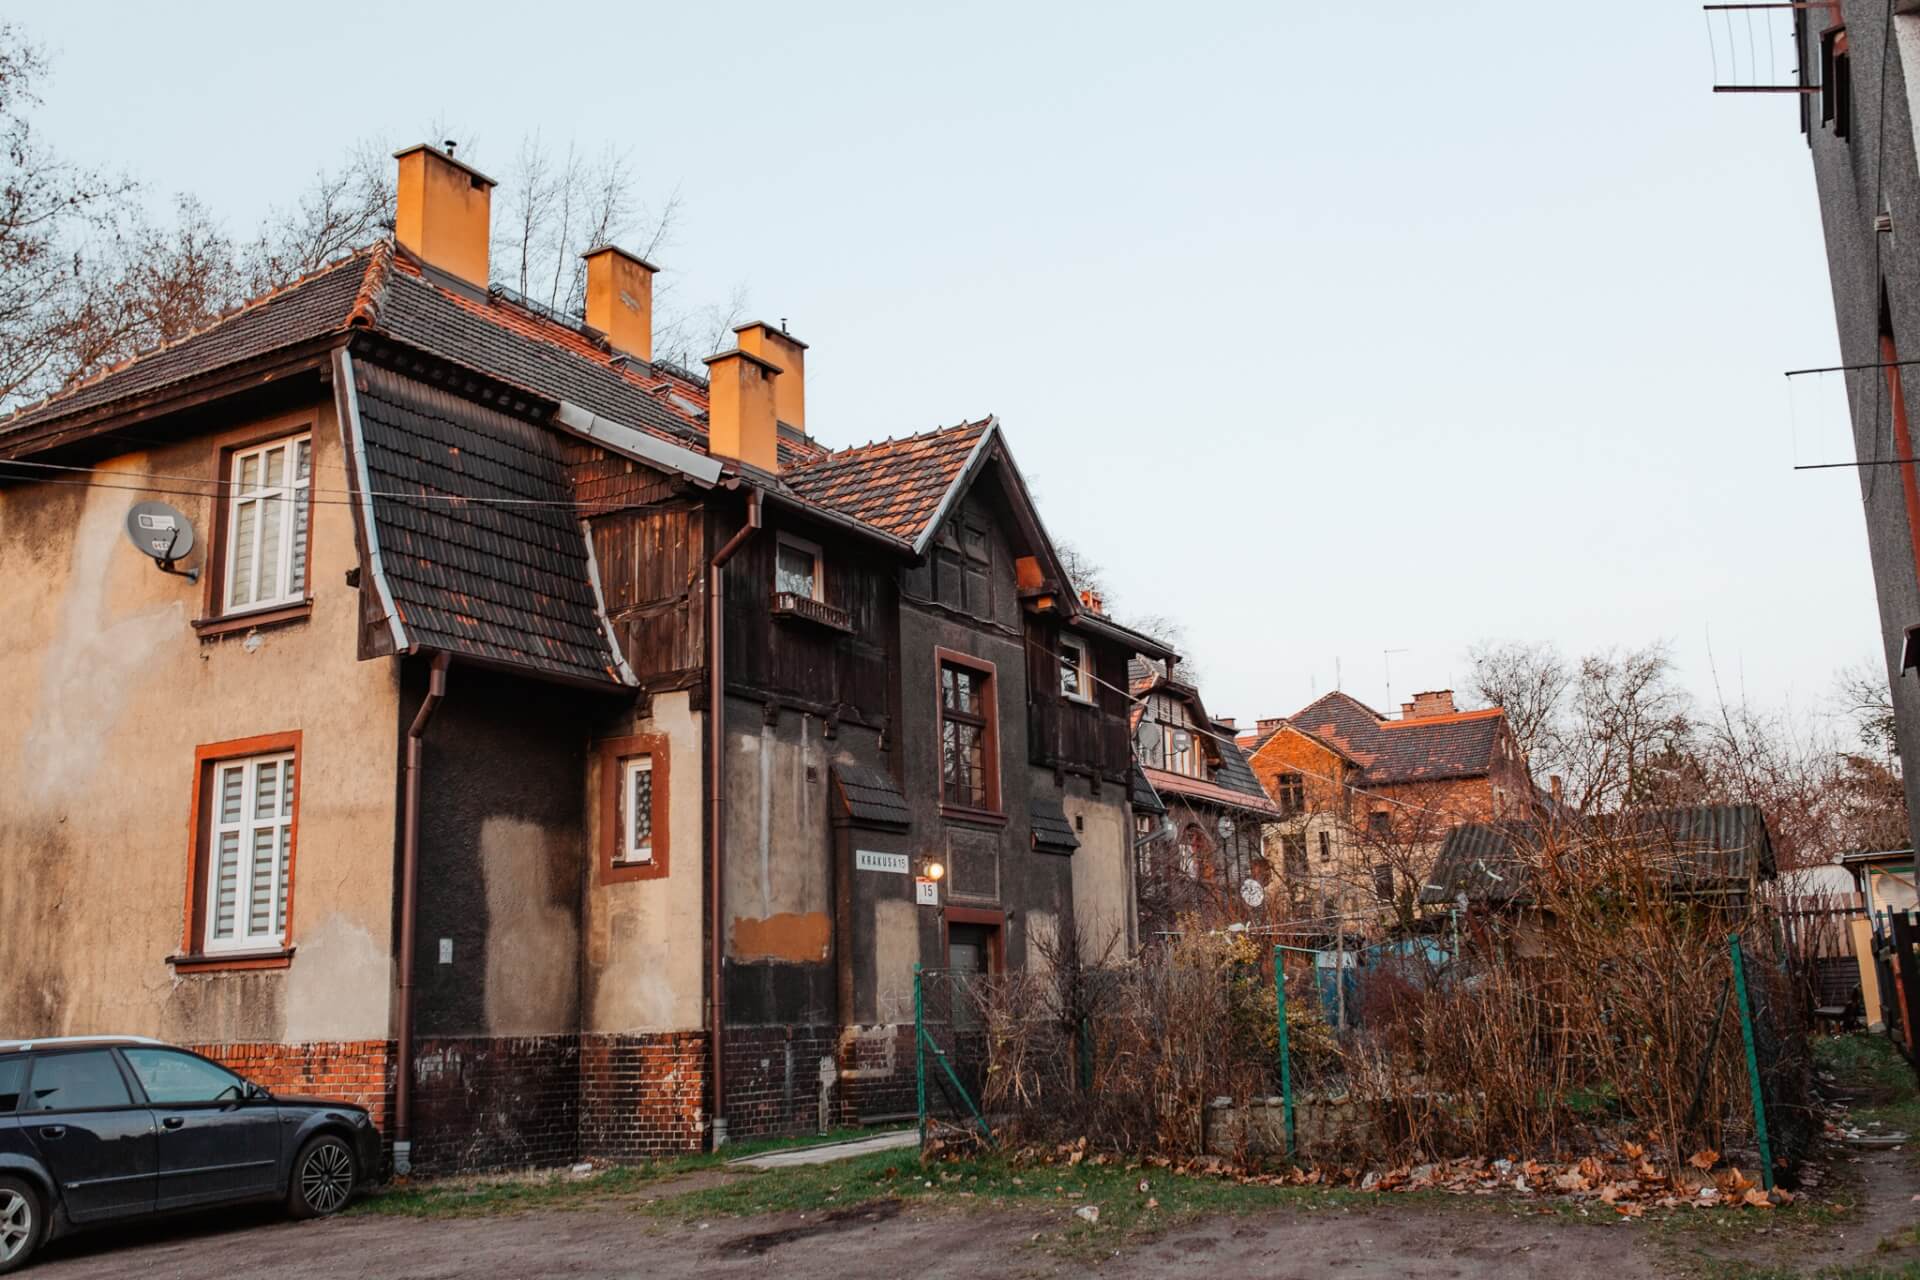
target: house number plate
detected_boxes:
[856,851,910,875]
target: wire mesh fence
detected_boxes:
[916,900,1821,1182]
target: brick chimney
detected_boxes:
[733,322,807,431]
[1401,690,1457,720]
[703,347,782,472]
[1217,716,1236,731]
[1257,716,1286,736]
[393,144,494,289]
[1078,588,1105,615]
[583,245,657,362]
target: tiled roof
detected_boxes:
[783,419,993,544]
[1030,795,1081,854]
[352,360,624,685]
[1,248,381,438]
[1142,767,1283,816]
[832,765,912,830]
[1129,767,1167,815]
[1286,691,1507,786]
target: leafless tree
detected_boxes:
[1465,639,1570,771]
[0,25,134,407]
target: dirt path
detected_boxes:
[29,1150,1920,1279]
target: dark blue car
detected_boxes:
[0,1037,380,1272]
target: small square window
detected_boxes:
[617,756,654,865]
[775,534,823,601]
[1274,772,1305,816]
[1059,636,1093,702]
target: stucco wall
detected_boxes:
[1060,776,1135,954]
[0,399,400,1043]
[582,690,708,1033]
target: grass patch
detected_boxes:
[1817,1034,1920,1139]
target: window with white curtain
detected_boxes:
[617,755,654,865]
[204,751,296,953]
[224,435,312,614]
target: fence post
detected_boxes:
[914,963,927,1150]
[1729,934,1775,1192]
[1273,946,1295,1158]
[1079,1017,1094,1095]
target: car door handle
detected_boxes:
[162,1116,185,1130]
[38,1126,66,1140]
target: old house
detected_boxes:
[1242,689,1531,933]
[0,143,1170,1172]
[1127,661,1280,936]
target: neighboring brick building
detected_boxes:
[1242,690,1530,935]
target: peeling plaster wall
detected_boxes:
[1061,779,1135,954]
[582,690,706,1033]
[0,400,401,1043]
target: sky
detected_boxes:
[24,1,1876,726]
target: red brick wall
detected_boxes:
[578,1031,707,1157]
[194,1040,393,1132]
[410,1036,582,1174]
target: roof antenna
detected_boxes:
[444,139,459,157]
[1384,648,1408,716]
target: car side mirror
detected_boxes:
[245,1082,271,1102]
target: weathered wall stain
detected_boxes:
[483,816,580,1035]
[729,911,832,963]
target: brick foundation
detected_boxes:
[191,1023,918,1172]
[409,1035,582,1174]
[722,1024,848,1138]
[194,1040,393,1132]
[579,1031,707,1157]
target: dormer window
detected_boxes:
[775,533,823,601]
[1059,635,1093,703]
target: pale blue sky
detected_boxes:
[28,1,1869,725]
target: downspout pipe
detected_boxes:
[393,651,450,1175]
[707,489,762,1148]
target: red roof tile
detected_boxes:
[782,418,994,544]
[1285,690,1509,786]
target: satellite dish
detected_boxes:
[1240,877,1266,908]
[1216,814,1236,840]
[1134,717,1159,755]
[125,501,199,581]
[1171,728,1192,754]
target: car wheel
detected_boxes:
[0,1177,44,1275]
[287,1134,356,1219]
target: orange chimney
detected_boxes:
[733,322,807,431]
[393,144,495,289]
[1404,690,1457,719]
[703,347,782,472]
[1078,588,1105,615]
[583,245,657,362]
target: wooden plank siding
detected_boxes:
[590,502,707,689]
[720,511,897,728]
[1024,617,1132,782]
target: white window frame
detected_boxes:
[618,755,655,865]
[222,433,312,616]
[774,533,824,602]
[1059,635,1093,703]
[203,750,296,955]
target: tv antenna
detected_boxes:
[1384,648,1409,714]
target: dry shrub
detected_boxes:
[957,820,1815,1175]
